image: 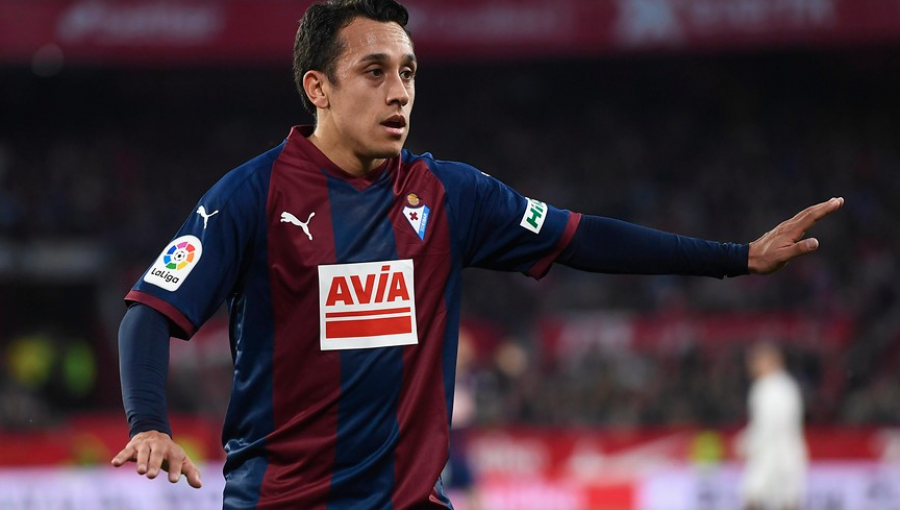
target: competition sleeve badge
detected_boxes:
[143,235,203,291]
[520,197,547,234]
[402,193,430,240]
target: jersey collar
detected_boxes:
[286,125,397,191]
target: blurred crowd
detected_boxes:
[2,47,899,431]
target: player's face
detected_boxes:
[319,17,416,174]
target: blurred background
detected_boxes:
[2,0,900,509]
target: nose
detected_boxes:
[386,73,410,107]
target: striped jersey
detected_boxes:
[126,125,580,509]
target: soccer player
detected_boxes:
[738,342,808,510]
[111,0,843,508]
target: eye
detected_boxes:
[367,68,384,78]
[401,69,416,80]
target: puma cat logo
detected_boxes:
[280,211,315,241]
[196,205,219,229]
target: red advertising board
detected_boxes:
[2,416,891,466]
[2,419,898,510]
[464,427,900,510]
[1,0,899,66]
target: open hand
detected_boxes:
[111,430,202,488]
[748,197,844,275]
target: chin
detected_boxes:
[375,143,404,158]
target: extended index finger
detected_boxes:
[793,197,844,228]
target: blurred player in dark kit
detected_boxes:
[111,0,843,508]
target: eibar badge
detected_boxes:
[403,193,429,241]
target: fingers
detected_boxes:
[165,456,202,488]
[782,237,819,258]
[748,197,841,275]
[146,443,165,478]
[110,431,202,488]
[167,457,182,483]
[168,459,202,489]
[182,458,203,488]
[765,237,817,273]
[110,445,136,467]
[791,197,844,231]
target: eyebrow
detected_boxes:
[359,53,417,66]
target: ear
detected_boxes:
[303,70,330,110]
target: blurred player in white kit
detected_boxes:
[738,342,809,510]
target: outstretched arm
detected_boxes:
[111,304,202,488]
[748,197,844,275]
[557,216,749,278]
[556,197,843,277]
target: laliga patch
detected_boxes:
[402,193,430,240]
[520,197,547,234]
[143,235,203,291]
[318,259,418,350]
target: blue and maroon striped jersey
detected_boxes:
[126,126,580,510]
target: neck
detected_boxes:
[307,130,384,177]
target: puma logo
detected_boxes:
[196,205,219,229]
[280,211,315,241]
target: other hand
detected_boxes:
[111,430,202,488]
[748,197,844,275]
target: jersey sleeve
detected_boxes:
[125,167,266,339]
[433,159,580,278]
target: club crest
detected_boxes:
[402,194,429,241]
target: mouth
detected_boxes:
[381,115,407,136]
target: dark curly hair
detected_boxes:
[293,0,411,117]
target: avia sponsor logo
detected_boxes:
[318,259,418,350]
[520,197,547,234]
[143,235,202,292]
[57,1,225,44]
